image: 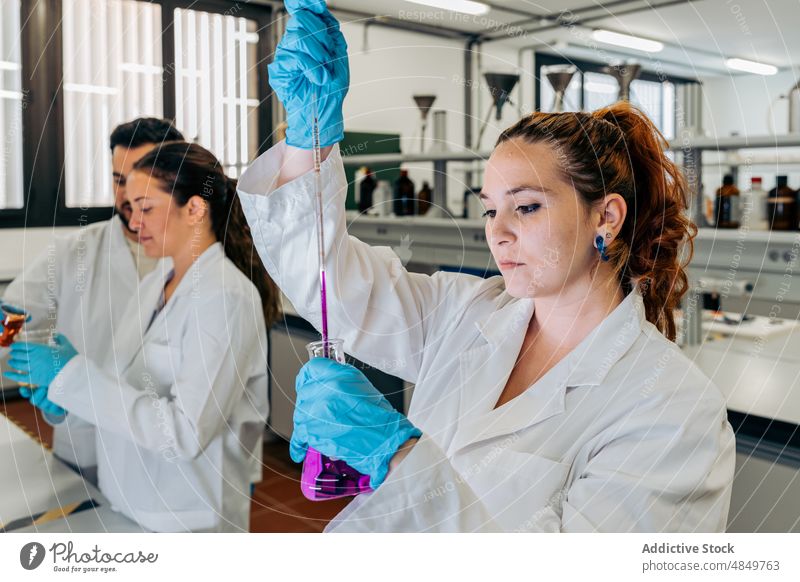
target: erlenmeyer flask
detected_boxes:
[299,338,373,501]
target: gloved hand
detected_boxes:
[4,333,78,388]
[19,386,67,418]
[291,357,422,489]
[268,0,349,148]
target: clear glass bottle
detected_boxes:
[0,304,26,347]
[13,328,67,425]
[740,177,768,231]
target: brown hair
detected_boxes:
[496,101,696,341]
[133,142,281,327]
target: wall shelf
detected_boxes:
[341,134,800,214]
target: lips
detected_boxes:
[498,260,524,269]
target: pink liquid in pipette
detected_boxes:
[320,268,329,358]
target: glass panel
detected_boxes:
[62,0,163,208]
[583,71,618,111]
[174,8,260,176]
[583,71,676,138]
[0,0,24,210]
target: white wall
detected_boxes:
[0,227,78,283]
[340,22,524,212]
[701,70,798,137]
[698,70,800,198]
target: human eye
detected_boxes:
[482,209,496,218]
[516,203,541,215]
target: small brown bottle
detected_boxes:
[714,174,740,229]
[767,176,797,231]
[417,181,432,215]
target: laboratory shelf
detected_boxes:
[340,133,800,213]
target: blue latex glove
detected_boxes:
[19,386,67,418]
[267,0,349,148]
[291,358,421,488]
[4,333,78,388]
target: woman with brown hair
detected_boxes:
[11,141,279,532]
[239,1,734,532]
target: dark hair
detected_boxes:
[496,101,695,342]
[110,118,185,151]
[132,142,281,327]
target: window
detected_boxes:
[582,72,676,139]
[1,0,23,210]
[173,7,260,178]
[0,0,272,227]
[536,54,693,140]
[62,0,163,208]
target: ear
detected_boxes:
[185,195,209,225]
[593,193,627,242]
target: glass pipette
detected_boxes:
[301,88,373,501]
[312,89,330,357]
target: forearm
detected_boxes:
[276,143,333,188]
[388,436,420,474]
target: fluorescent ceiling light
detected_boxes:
[404,0,490,16]
[591,29,664,53]
[725,57,778,76]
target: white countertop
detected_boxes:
[685,323,800,426]
[0,414,141,532]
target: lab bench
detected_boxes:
[0,413,141,532]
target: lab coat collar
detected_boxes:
[475,286,646,387]
[165,242,225,300]
[147,242,225,324]
[558,286,646,387]
[119,243,224,371]
[448,287,646,454]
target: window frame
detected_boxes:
[0,0,273,228]
[533,52,698,119]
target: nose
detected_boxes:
[128,207,144,232]
[486,210,517,247]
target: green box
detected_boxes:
[340,131,402,210]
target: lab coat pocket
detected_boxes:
[457,446,571,532]
[141,341,182,396]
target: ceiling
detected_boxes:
[326,0,800,75]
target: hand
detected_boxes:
[19,386,67,418]
[4,333,78,388]
[291,358,421,489]
[267,0,349,148]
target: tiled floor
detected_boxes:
[1,393,351,532]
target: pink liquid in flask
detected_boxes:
[300,338,373,501]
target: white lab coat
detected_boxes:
[48,243,269,532]
[238,142,736,533]
[3,216,142,468]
